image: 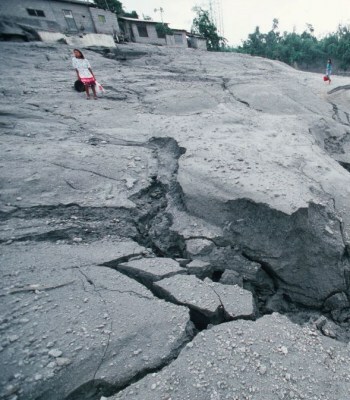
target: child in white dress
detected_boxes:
[72,49,98,100]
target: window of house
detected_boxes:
[63,10,78,31]
[174,34,183,44]
[98,15,106,23]
[27,9,46,17]
[157,30,166,39]
[137,24,148,38]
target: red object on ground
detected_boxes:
[323,75,329,81]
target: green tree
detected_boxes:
[240,26,266,56]
[94,0,139,19]
[155,23,173,38]
[94,0,124,13]
[123,11,139,19]
[238,19,331,68]
[191,7,226,51]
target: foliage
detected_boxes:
[191,7,226,51]
[94,0,123,14]
[236,19,350,70]
[123,11,139,19]
[94,0,138,19]
[155,23,174,37]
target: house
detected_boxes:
[0,0,120,36]
[118,16,173,46]
[171,29,188,48]
[187,33,207,50]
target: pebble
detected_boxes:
[47,361,57,368]
[73,237,83,243]
[259,364,267,375]
[280,346,288,355]
[56,357,71,366]
[48,349,63,358]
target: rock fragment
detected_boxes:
[117,257,185,283]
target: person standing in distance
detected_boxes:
[72,49,98,99]
[326,59,332,84]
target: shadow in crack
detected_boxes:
[64,380,114,400]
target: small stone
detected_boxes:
[9,335,19,343]
[34,374,42,381]
[259,364,267,375]
[48,349,63,358]
[47,361,56,368]
[16,197,22,201]
[56,357,71,366]
[324,225,334,235]
[73,237,83,243]
[280,346,288,355]
[314,316,327,329]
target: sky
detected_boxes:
[120,0,350,45]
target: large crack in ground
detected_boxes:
[3,136,350,400]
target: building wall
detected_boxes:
[128,21,166,45]
[89,8,120,35]
[189,37,207,50]
[0,0,104,33]
[0,0,60,31]
[172,30,187,48]
[49,2,95,33]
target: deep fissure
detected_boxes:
[4,136,350,400]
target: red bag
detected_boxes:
[323,75,329,81]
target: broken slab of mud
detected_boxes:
[0,241,194,400]
[1,41,350,399]
[111,313,350,400]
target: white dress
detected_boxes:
[72,57,93,79]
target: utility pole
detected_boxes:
[104,0,110,11]
[154,7,167,44]
[207,0,224,37]
[154,7,164,24]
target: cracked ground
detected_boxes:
[1,41,350,400]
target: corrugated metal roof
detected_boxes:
[119,16,166,25]
[49,0,95,6]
